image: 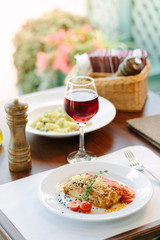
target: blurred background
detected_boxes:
[0,0,160,101]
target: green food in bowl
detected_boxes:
[31,108,91,133]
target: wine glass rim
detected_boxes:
[68,76,94,86]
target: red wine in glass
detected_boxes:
[64,75,99,163]
[64,89,99,123]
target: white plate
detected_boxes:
[21,87,116,138]
[39,161,153,222]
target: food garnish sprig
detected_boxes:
[82,170,108,201]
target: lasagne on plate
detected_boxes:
[62,173,135,209]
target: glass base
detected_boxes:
[67,151,96,164]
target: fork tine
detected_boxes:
[128,151,139,165]
[124,151,133,166]
[124,150,139,166]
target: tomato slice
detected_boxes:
[80,201,92,213]
[68,201,80,211]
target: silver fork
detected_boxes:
[124,150,160,183]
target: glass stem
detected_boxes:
[78,123,86,156]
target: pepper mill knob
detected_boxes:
[4,96,32,172]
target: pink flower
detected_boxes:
[67,29,75,37]
[81,24,92,33]
[52,49,71,74]
[53,29,66,43]
[58,43,71,53]
[92,39,103,49]
[45,29,66,44]
[36,52,48,71]
[45,34,55,43]
[79,35,85,41]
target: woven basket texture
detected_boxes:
[89,60,151,112]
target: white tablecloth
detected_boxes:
[0,146,160,240]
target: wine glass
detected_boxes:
[64,76,99,163]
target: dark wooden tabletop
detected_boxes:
[0,89,160,240]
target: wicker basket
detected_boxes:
[88,60,151,112]
[65,60,151,112]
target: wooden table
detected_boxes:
[0,89,160,240]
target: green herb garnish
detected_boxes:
[99,170,108,174]
[82,174,98,201]
[82,170,108,201]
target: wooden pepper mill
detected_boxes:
[5,96,31,172]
